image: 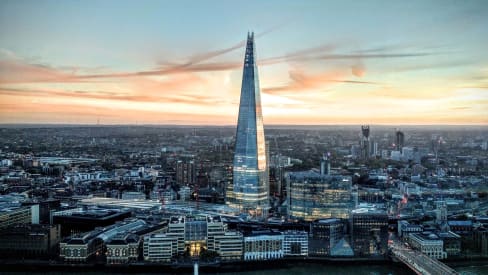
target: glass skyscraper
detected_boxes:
[286,171,353,221]
[226,32,269,216]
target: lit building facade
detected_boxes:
[143,233,178,263]
[106,233,140,264]
[144,215,241,262]
[287,171,353,221]
[227,32,269,216]
[214,231,243,261]
[244,230,283,261]
[309,218,344,256]
[283,230,308,256]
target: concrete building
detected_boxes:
[176,159,196,186]
[0,224,61,259]
[144,215,241,262]
[397,220,423,240]
[143,233,178,263]
[409,232,447,259]
[244,230,283,261]
[283,230,308,256]
[214,231,243,261]
[0,206,36,229]
[106,233,140,264]
[60,229,105,262]
[60,219,147,262]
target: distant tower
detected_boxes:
[227,32,269,217]
[360,125,370,159]
[395,130,404,151]
[320,153,331,175]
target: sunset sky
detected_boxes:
[0,0,487,125]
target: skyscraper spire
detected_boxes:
[226,32,269,217]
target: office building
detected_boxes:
[176,159,196,186]
[0,224,61,259]
[227,32,269,217]
[350,208,388,257]
[243,230,283,261]
[143,233,178,263]
[409,232,447,259]
[287,171,353,221]
[214,231,244,261]
[0,206,33,229]
[283,230,308,256]
[309,218,344,256]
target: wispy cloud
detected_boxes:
[263,68,377,94]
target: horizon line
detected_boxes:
[1,123,487,127]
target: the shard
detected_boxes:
[226,32,269,216]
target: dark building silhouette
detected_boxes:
[360,126,371,159]
[395,130,405,151]
[0,224,61,259]
[350,208,388,257]
[309,218,344,256]
[53,209,131,237]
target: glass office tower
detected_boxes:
[226,32,269,216]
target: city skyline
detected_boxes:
[1,0,487,125]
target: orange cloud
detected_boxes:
[0,59,83,84]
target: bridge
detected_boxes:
[390,241,458,275]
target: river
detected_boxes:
[216,263,488,275]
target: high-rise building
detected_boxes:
[176,159,196,186]
[360,125,371,159]
[395,130,405,151]
[227,32,269,216]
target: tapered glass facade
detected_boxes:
[226,32,268,215]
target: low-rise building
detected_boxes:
[309,218,344,256]
[0,206,35,229]
[214,231,243,261]
[60,230,105,262]
[244,230,283,261]
[143,233,178,262]
[409,232,447,260]
[0,224,61,259]
[106,233,140,264]
[398,220,423,240]
[283,231,308,256]
[60,219,147,262]
[439,231,461,257]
